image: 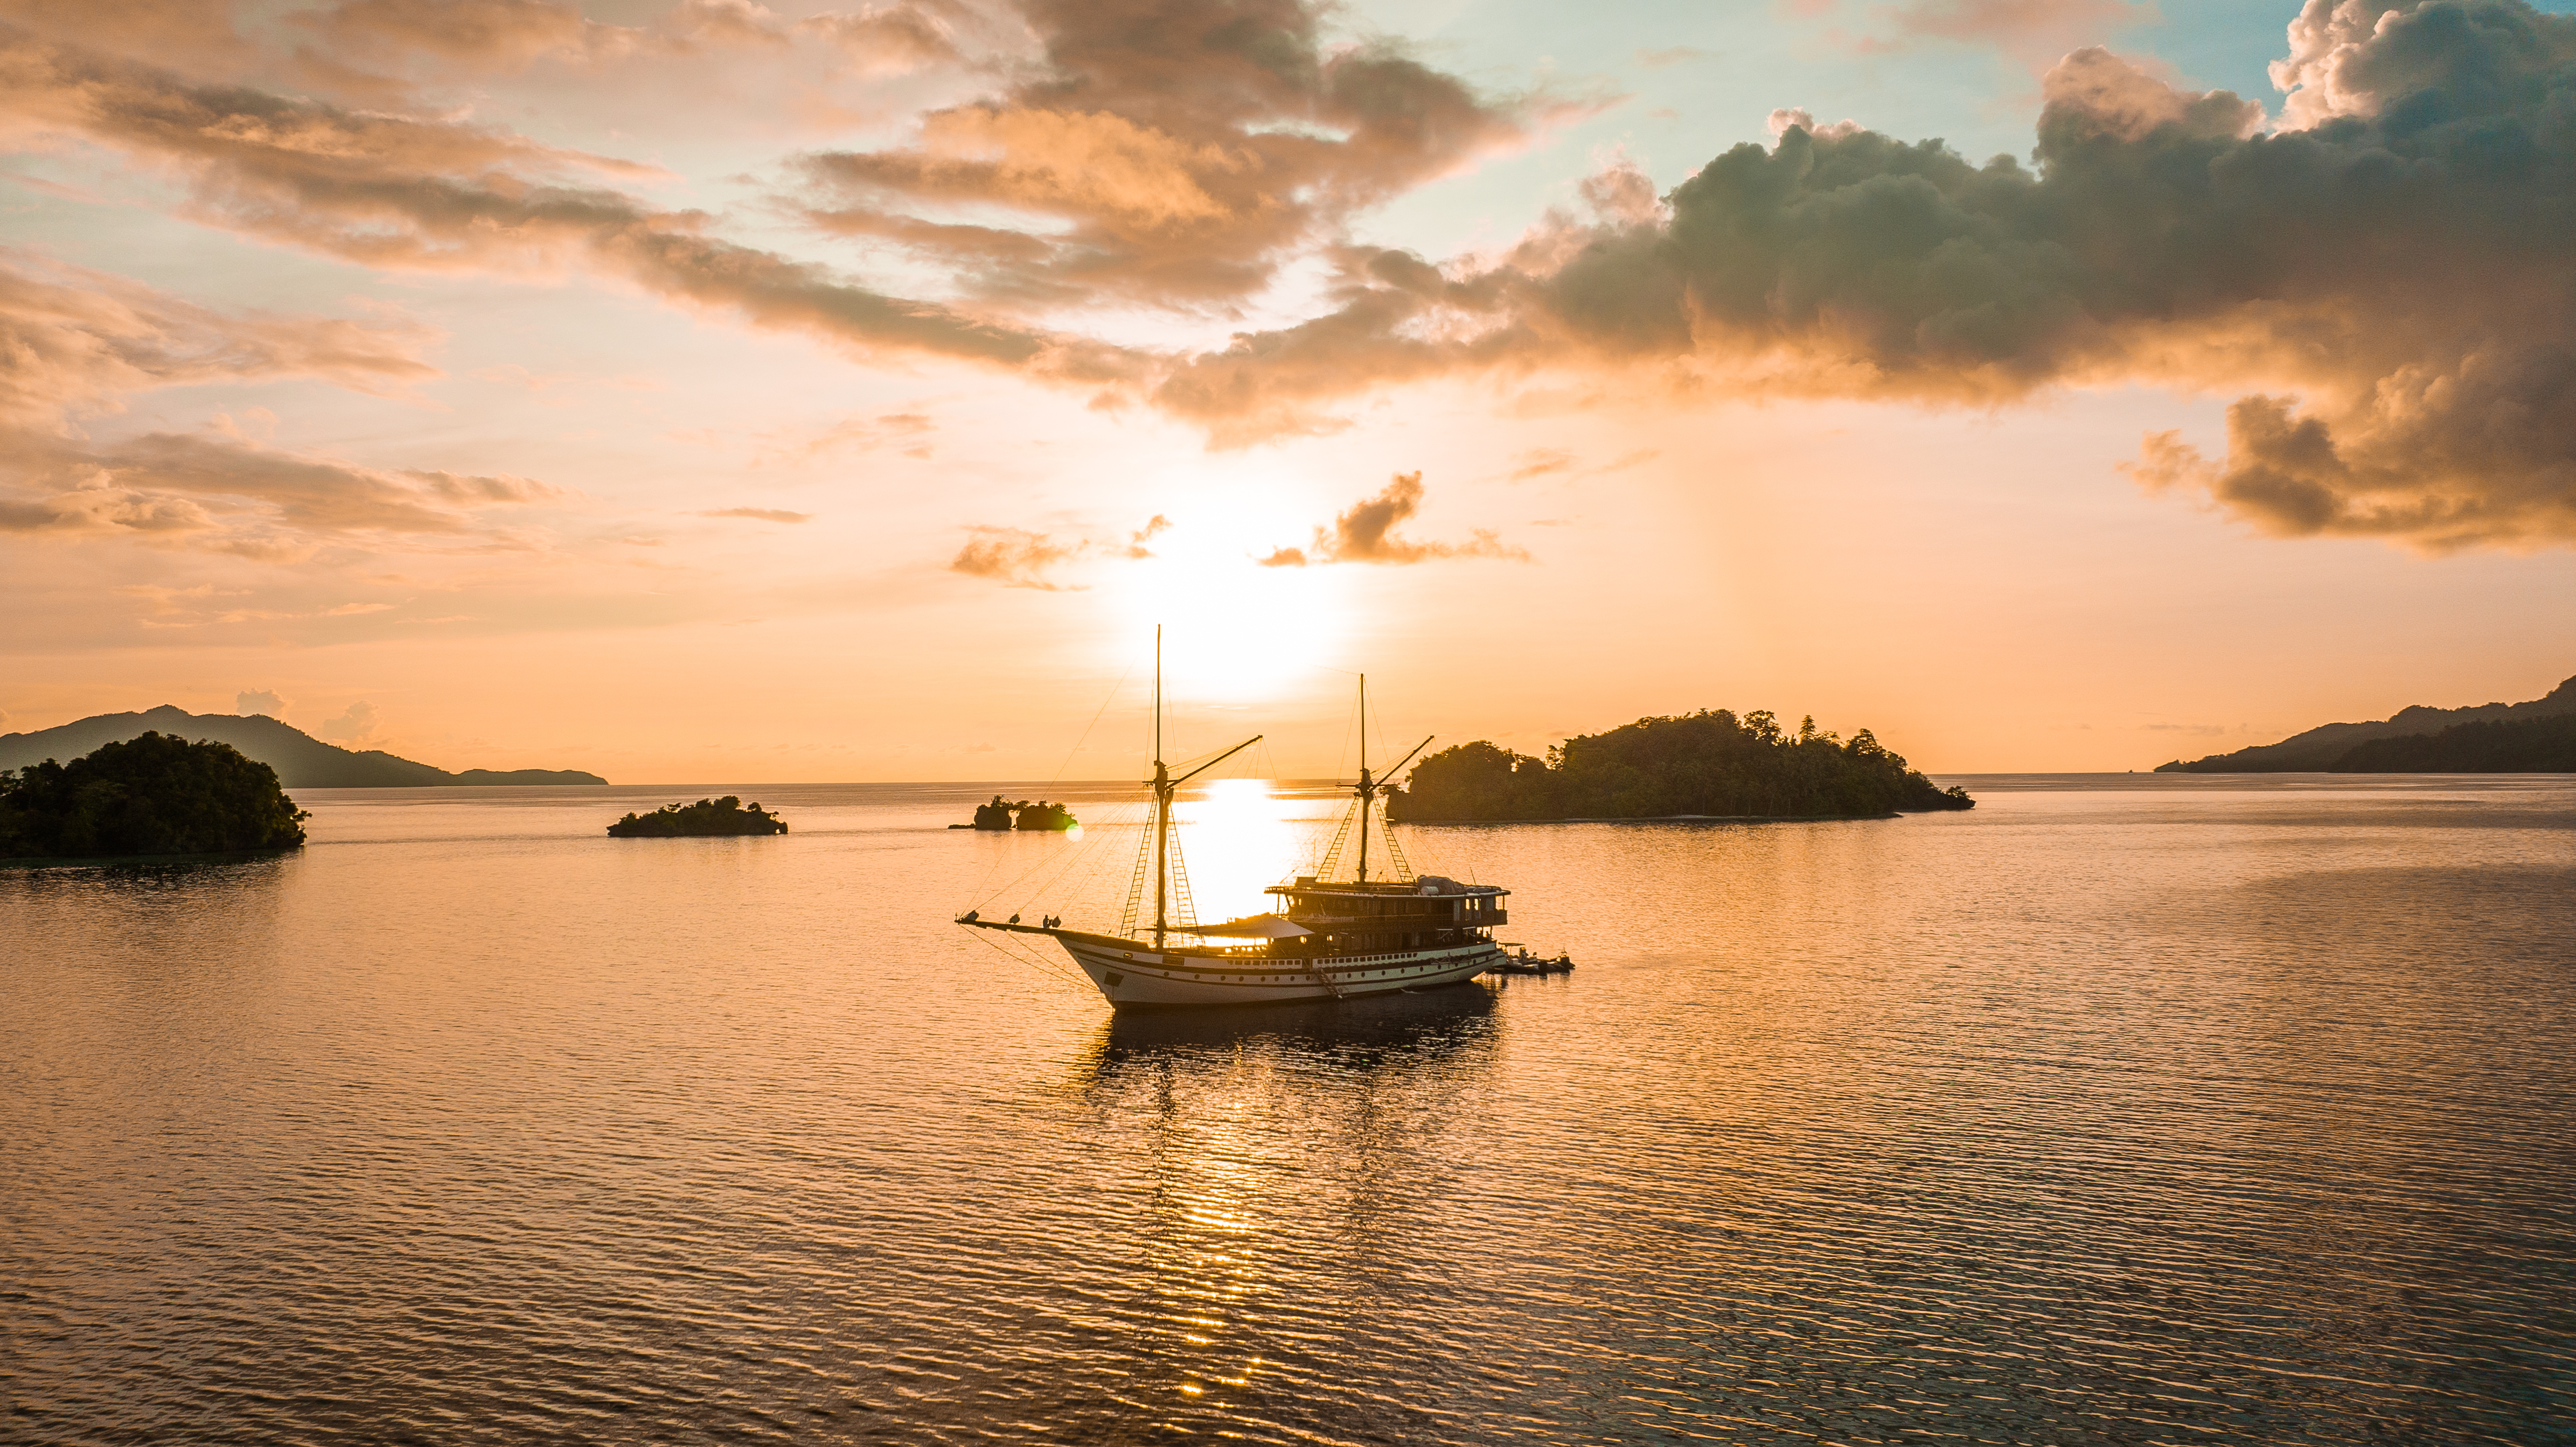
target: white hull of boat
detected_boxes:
[1055,934,1500,1010]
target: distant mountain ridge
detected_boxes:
[2157,675,2576,773]
[0,707,607,788]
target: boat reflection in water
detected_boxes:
[1078,976,1503,1082]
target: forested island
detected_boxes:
[606,796,789,837]
[1,732,309,861]
[2159,673,2574,772]
[1387,710,1973,823]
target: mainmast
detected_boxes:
[1356,675,1371,883]
[1319,674,1431,886]
[1139,625,1258,947]
[1152,627,1169,947]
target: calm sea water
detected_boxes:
[5,775,2573,1445]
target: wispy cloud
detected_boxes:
[281,0,978,95]
[948,512,1183,588]
[949,525,1080,590]
[1830,0,2157,65]
[1508,449,1575,481]
[0,247,436,432]
[0,249,570,558]
[0,24,1133,385]
[760,410,938,465]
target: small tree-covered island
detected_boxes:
[1,732,310,861]
[606,796,789,837]
[964,796,1079,830]
[1387,710,1973,823]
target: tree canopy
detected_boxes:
[2329,713,2576,772]
[607,796,789,837]
[1387,710,1973,823]
[0,731,309,859]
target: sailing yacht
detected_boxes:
[956,634,1509,1010]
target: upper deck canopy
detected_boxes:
[1265,873,1508,899]
[1190,913,1313,938]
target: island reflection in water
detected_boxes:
[5,774,2574,1445]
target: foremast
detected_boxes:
[1132,626,1261,947]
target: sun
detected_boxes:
[1095,490,1349,710]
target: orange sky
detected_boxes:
[4,1,2572,780]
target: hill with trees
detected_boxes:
[1387,710,1973,823]
[2328,712,2576,772]
[0,707,607,788]
[2158,675,2576,772]
[1,732,309,860]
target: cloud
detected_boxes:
[764,409,938,463]
[315,699,391,748]
[1764,107,1863,142]
[1126,513,1170,557]
[699,506,814,522]
[2272,0,2408,129]
[1257,472,1529,565]
[791,2,973,76]
[1842,0,2158,65]
[282,0,972,90]
[0,249,561,556]
[949,525,1080,589]
[238,688,288,717]
[4,428,562,558]
[0,24,1132,385]
[0,248,436,432]
[0,0,254,69]
[1637,46,1713,68]
[791,0,1540,311]
[1159,3,2576,547]
[948,512,1183,585]
[1508,449,1575,480]
[1502,446,1657,482]
[289,0,628,75]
